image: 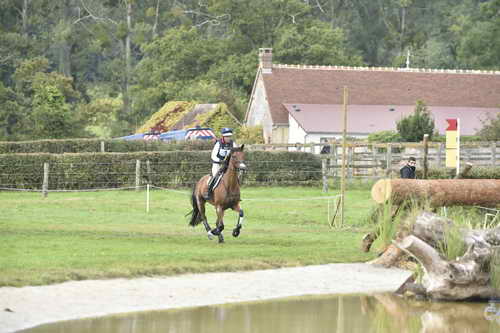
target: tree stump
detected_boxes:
[395,212,500,301]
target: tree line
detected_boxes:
[0,0,499,141]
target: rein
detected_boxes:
[222,153,245,187]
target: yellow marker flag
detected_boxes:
[445,119,459,169]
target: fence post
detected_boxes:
[42,162,49,198]
[146,160,151,185]
[372,144,378,178]
[100,141,105,153]
[146,183,150,213]
[492,143,496,166]
[423,134,429,179]
[322,158,328,192]
[386,143,393,170]
[330,143,337,178]
[437,143,444,167]
[135,160,141,191]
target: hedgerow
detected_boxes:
[0,138,213,154]
[0,151,322,189]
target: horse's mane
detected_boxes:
[223,146,243,169]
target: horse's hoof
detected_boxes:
[207,231,214,240]
[210,228,220,236]
[232,228,240,237]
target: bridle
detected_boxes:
[230,155,246,172]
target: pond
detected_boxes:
[18,293,500,333]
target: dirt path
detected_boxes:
[0,263,411,333]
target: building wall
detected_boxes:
[289,115,369,152]
[271,126,289,144]
[288,115,306,144]
[246,75,274,142]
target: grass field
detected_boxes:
[0,187,377,287]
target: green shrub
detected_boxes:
[437,224,467,261]
[367,130,402,143]
[0,151,321,190]
[396,100,435,142]
[416,167,500,179]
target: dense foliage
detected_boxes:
[0,0,499,141]
[397,100,435,142]
[367,130,402,143]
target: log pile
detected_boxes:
[395,212,500,301]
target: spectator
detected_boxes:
[400,157,417,179]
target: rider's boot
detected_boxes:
[203,177,216,200]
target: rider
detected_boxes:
[204,127,234,199]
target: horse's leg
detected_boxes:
[232,202,243,238]
[212,205,225,244]
[196,187,214,240]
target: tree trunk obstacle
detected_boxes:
[395,212,500,301]
[366,177,500,300]
[371,179,500,207]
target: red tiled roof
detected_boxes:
[262,66,500,125]
[284,104,499,136]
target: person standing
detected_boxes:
[400,157,417,179]
[204,128,234,199]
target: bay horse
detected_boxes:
[188,145,246,243]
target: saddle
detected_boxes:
[207,166,227,191]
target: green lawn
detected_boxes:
[0,187,377,287]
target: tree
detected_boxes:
[477,113,500,141]
[0,82,23,140]
[457,0,500,69]
[132,27,226,121]
[275,21,364,66]
[30,82,86,139]
[396,100,435,142]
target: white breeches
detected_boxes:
[212,163,221,178]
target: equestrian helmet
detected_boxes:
[221,128,233,136]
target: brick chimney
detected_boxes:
[259,48,273,74]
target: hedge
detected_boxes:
[0,138,213,154]
[416,167,500,179]
[0,151,322,190]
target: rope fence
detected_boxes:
[0,182,344,227]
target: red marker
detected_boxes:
[446,119,457,131]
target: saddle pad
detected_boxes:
[207,171,224,190]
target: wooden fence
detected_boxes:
[248,142,500,179]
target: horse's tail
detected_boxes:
[187,183,202,227]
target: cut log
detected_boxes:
[371,179,500,207]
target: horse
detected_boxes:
[187,145,246,243]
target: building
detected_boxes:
[245,48,500,144]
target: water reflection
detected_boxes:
[19,293,499,333]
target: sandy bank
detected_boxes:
[0,263,411,333]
